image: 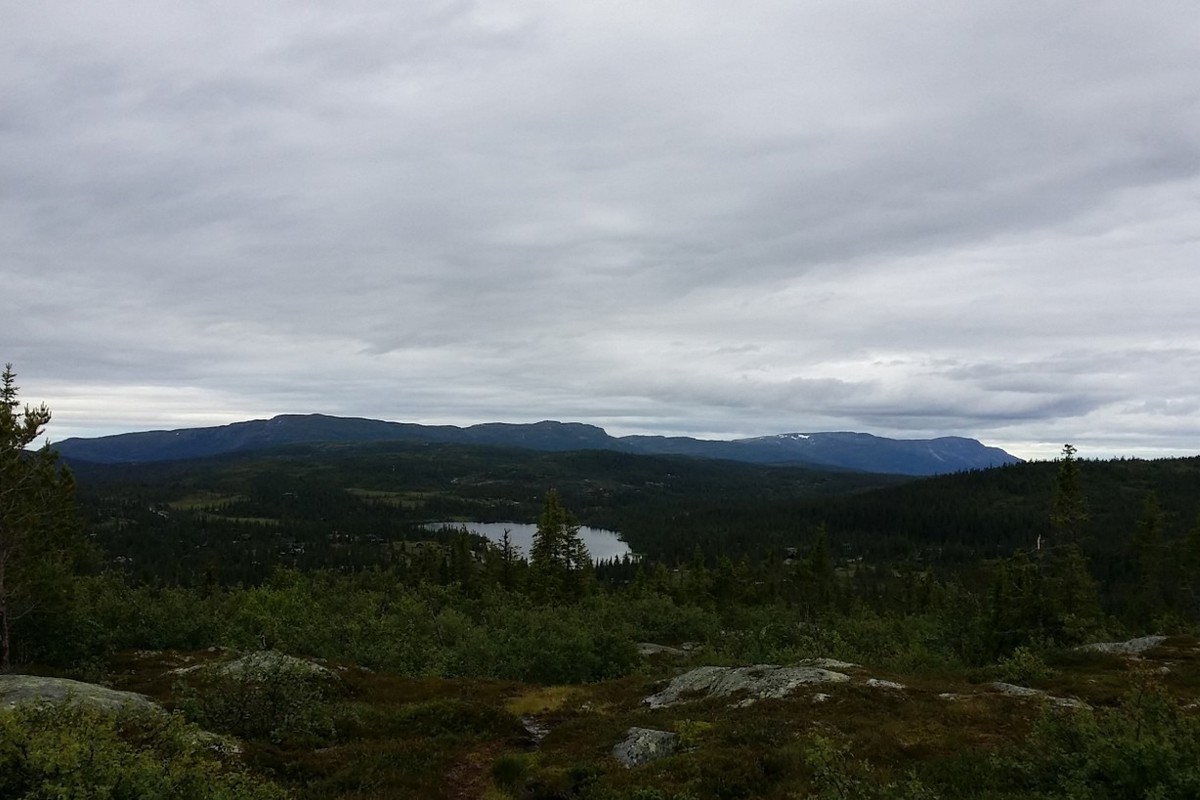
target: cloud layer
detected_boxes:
[5,1,1200,459]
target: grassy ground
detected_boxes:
[94,636,1200,800]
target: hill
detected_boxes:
[68,440,908,585]
[54,414,1021,476]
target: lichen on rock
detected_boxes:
[612,727,679,768]
[0,675,159,714]
[644,664,850,709]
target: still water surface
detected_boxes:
[424,521,631,562]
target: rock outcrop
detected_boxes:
[644,665,850,709]
[637,643,688,657]
[798,657,859,670]
[991,682,1090,710]
[1077,635,1167,656]
[612,727,679,768]
[171,649,338,681]
[0,675,159,714]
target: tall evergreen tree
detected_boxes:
[1048,443,1089,548]
[0,364,83,667]
[1131,491,1167,624]
[807,523,835,610]
[528,490,590,602]
[1178,514,1200,619]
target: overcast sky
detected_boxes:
[5,2,1200,460]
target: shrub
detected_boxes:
[174,655,342,746]
[804,733,938,800]
[995,645,1054,684]
[0,700,287,799]
[491,752,532,792]
[996,677,1200,798]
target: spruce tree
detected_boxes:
[1048,443,1089,548]
[528,490,589,603]
[1131,492,1167,624]
[0,364,83,667]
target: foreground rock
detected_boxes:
[637,643,688,657]
[520,716,551,746]
[798,657,859,670]
[0,675,159,713]
[1077,635,1167,656]
[612,727,679,767]
[645,665,850,709]
[991,682,1090,710]
[171,649,338,681]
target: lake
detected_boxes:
[424,521,632,562]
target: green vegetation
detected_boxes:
[0,694,286,799]
[0,364,86,667]
[529,489,592,602]
[4,363,1200,797]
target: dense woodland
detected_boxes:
[4,366,1200,799]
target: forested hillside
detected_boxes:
[68,442,1200,625]
[54,413,1021,475]
[5,382,1200,799]
[67,441,905,585]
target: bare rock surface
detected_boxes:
[637,643,688,657]
[521,716,551,746]
[612,727,679,768]
[1077,635,1167,656]
[645,664,850,709]
[991,682,1090,710]
[0,674,159,713]
[799,657,859,670]
[866,678,905,690]
[171,649,337,681]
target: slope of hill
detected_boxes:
[54,414,1020,476]
[620,430,1019,474]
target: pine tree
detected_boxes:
[0,364,83,667]
[1131,492,1167,624]
[528,490,590,603]
[1178,514,1200,618]
[1048,444,1088,548]
[496,528,519,591]
[807,523,835,609]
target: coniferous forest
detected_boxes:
[4,369,1200,799]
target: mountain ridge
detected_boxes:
[52,413,1022,476]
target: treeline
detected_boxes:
[17,496,1193,680]
[71,445,1200,636]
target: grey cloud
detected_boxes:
[5,2,1200,459]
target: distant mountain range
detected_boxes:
[51,414,1022,476]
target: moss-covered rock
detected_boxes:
[0,674,159,713]
[645,664,850,709]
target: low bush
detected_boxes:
[995,678,1200,798]
[174,656,343,747]
[0,700,287,799]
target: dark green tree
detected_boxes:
[528,490,590,602]
[1048,443,1088,548]
[493,528,520,591]
[681,544,712,604]
[1130,492,1167,624]
[0,365,83,667]
[1177,514,1200,619]
[807,523,835,610]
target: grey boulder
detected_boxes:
[645,664,849,709]
[612,727,679,768]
